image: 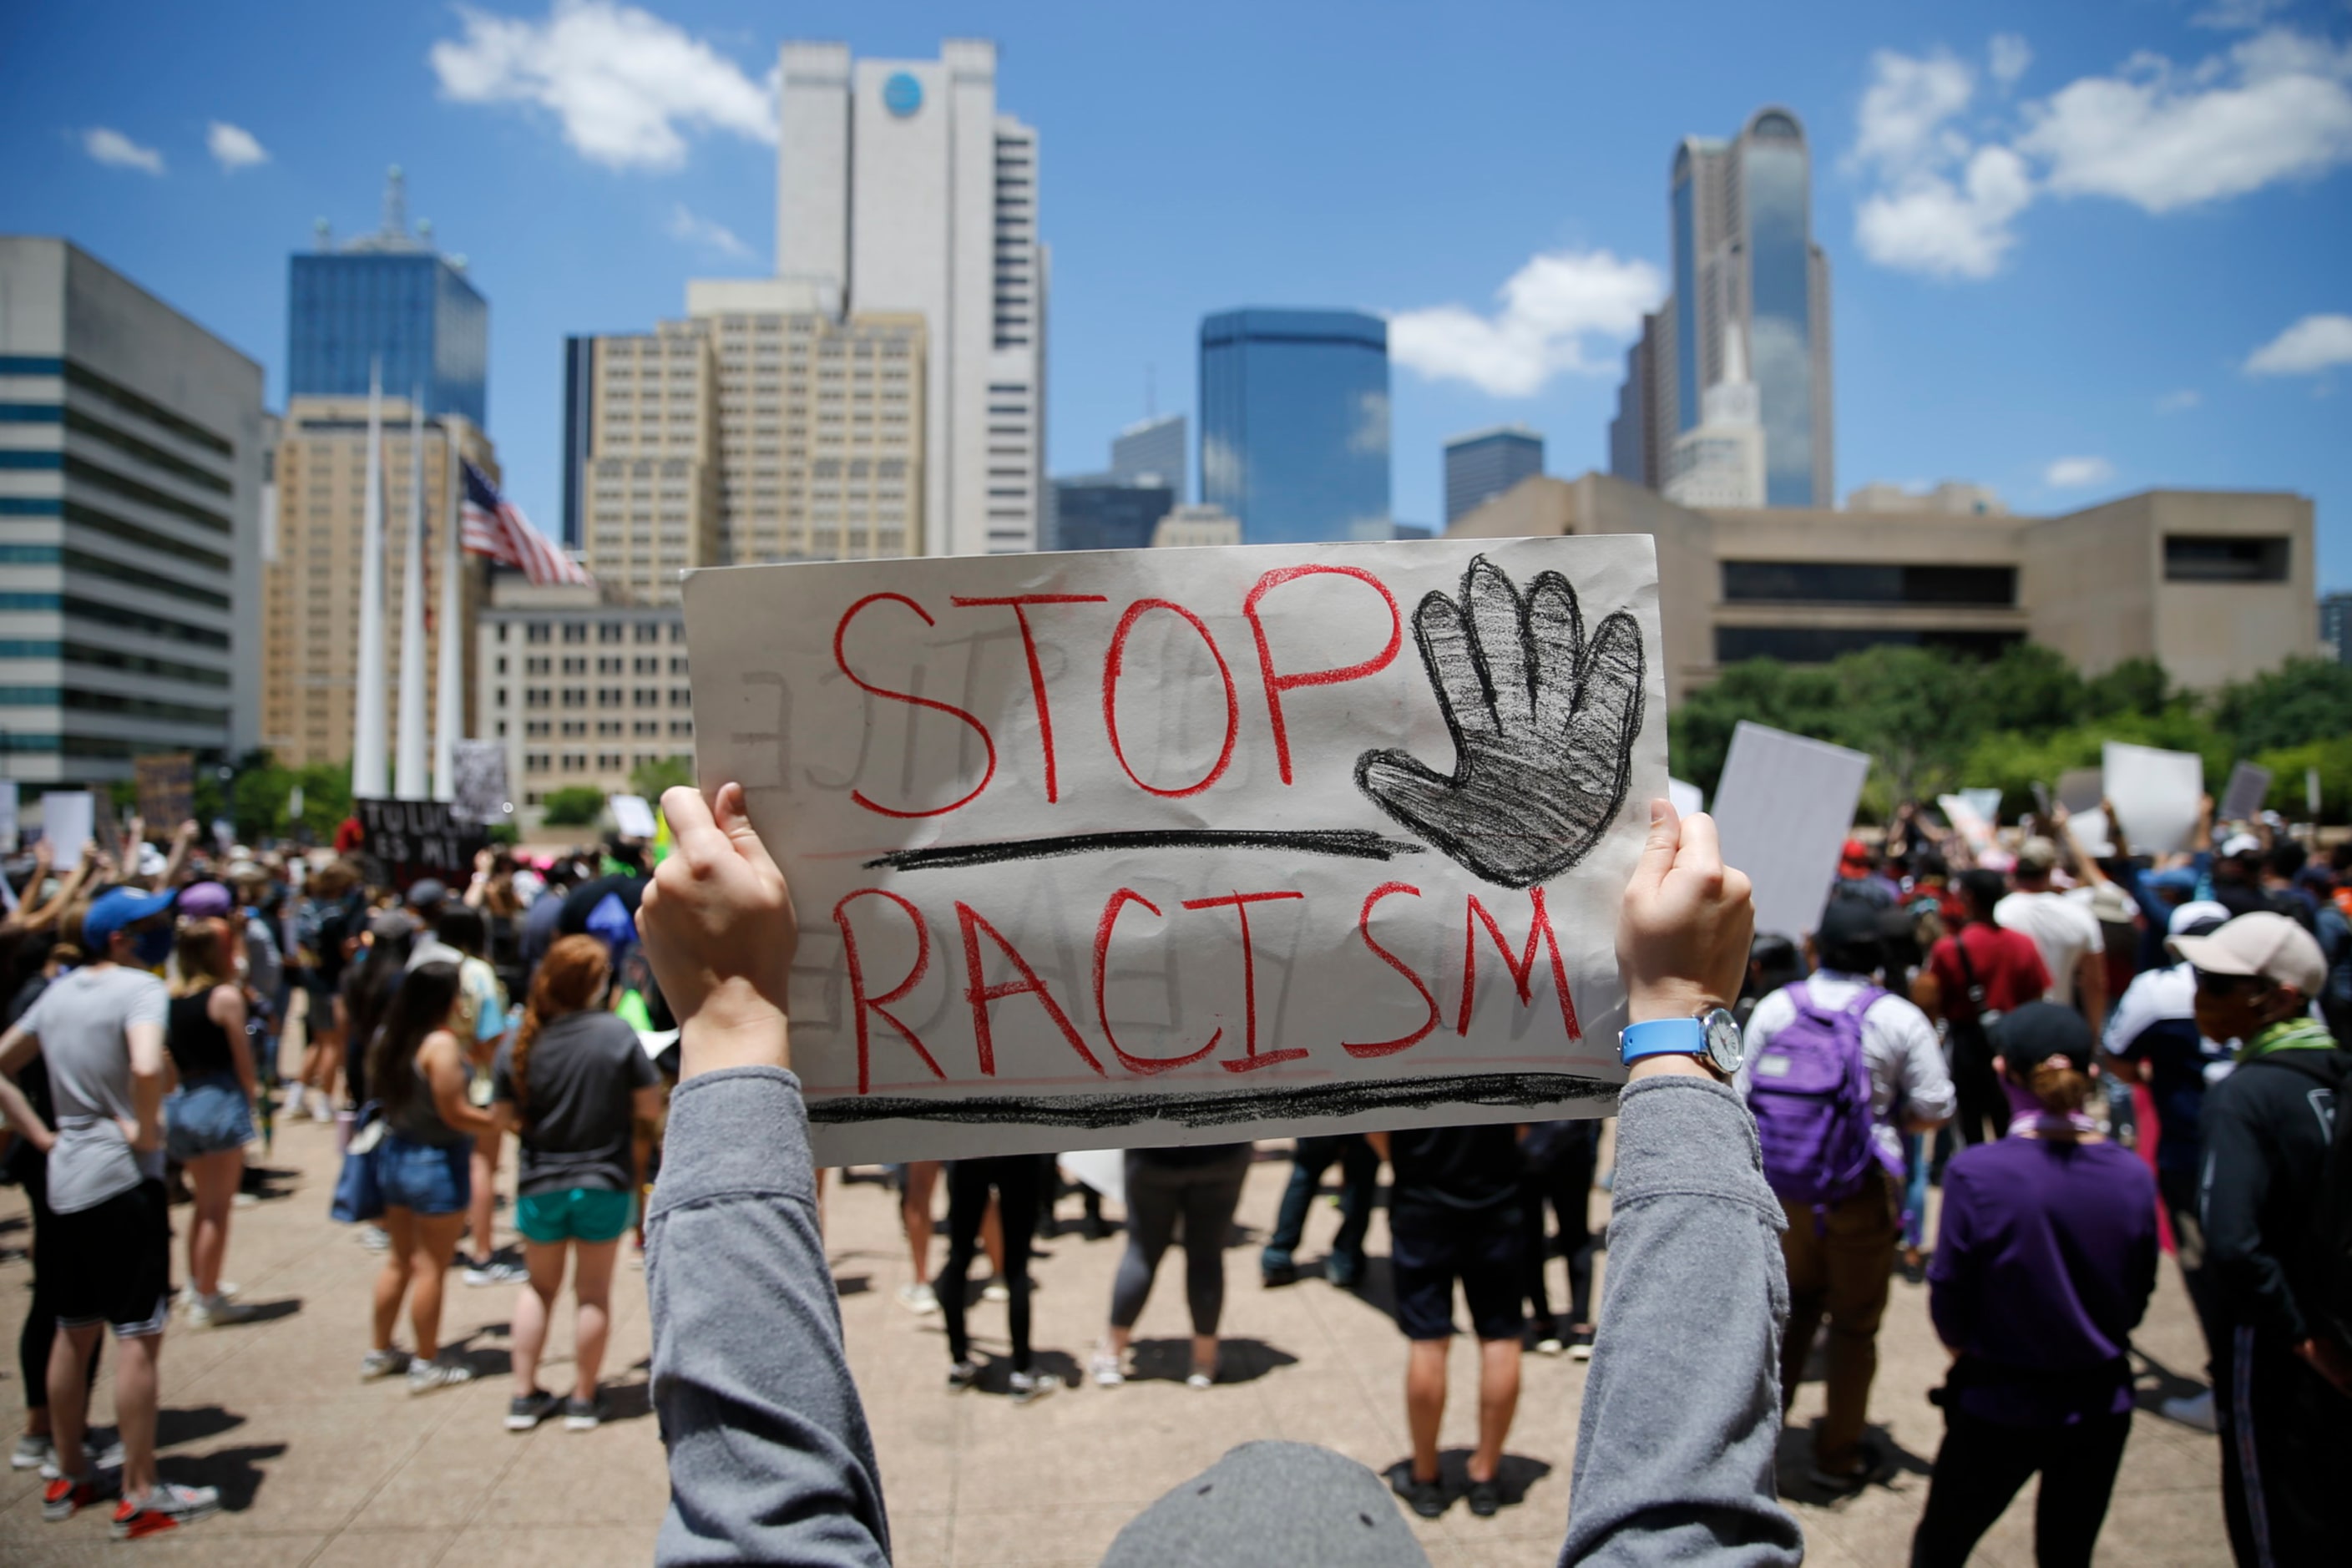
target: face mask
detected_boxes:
[131,924,174,969]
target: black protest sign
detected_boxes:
[352,798,485,890]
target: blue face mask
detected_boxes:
[131,923,174,969]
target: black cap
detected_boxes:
[1988,1000,2094,1070]
[1815,896,1884,949]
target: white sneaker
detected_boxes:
[2161,1389,2218,1433]
[357,1224,391,1252]
[186,1293,260,1328]
[896,1282,938,1315]
[1009,1370,1060,1405]
[40,1431,125,1478]
[12,1434,52,1471]
[1186,1370,1215,1391]
[982,1277,1010,1302]
[407,1355,476,1395]
[359,1348,412,1382]
[1089,1351,1125,1388]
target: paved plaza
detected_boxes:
[3,1109,2228,1565]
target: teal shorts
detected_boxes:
[516,1187,636,1245]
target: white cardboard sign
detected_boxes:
[1712,722,1870,943]
[2104,741,2203,856]
[609,793,659,841]
[685,536,1665,1163]
[41,792,94,873]
[2218,761,2272,825]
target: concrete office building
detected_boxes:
[0,239,265,785]
[474,577,690,809]
[261,395,493,767]
[775,39,1045,556]
[1844,481,2008,517]
[1444,426,1544,525]
[1152,504,1242,549]
[1201,308,1390,545]
[1611,109,1833,508]
[289,169,488,427]
[562,281,928,589]
[1451,471,2316,702]
[1111,413,1185,494]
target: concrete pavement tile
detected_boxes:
[487,1424,673,1527]
[2107,1419,2221,1496]
[952,1503,1136,1565]
[442,1522,660,1565]
[343,1394,532,1530]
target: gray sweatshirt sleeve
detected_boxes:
[647,1065,890,1567]
[1559,1075,1803,1567]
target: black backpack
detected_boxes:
[2311,1050,2352,1353]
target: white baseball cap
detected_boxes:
[2168,912,2326,997]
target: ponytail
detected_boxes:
[2026,1057,2092,1116]
[512,935,611,1123]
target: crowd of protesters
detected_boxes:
[0,781,2345,1562]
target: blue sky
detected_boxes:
[4,0,2349,583]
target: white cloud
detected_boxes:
[2193,0,2289,31]
[2157,388,2203,412]
[2044,455,2116,488]
[665,203,751,259]
[1989,34,2033,89]
[1851,28,2352,279]
[1388,249,1663,397]
[430,0,774,170]
[83,127,163,175]
[2243,312,2352,375]
[205,121,268,171]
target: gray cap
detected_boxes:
[1099,1442,1432,1568]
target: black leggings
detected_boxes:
[1521,1126,1599,1329]
[1911,1407,2130,1567]
[19,1164,99,1416]
[938,1156,1039,1373]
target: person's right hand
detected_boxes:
[638,783,797,1080]
[1616,799,1753,1028]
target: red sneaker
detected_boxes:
[110,1480,221,1540]
[43,1473,113,1522]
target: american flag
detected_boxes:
[460,460,592,586]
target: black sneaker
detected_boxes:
[1392,1469,1447,1519]
[1467,1478,1503,1517]
[506,1389,560,1432]
[564,1395,609,1432]
[946,1358,980,1392]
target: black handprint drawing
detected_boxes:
[1355,554,1645,889]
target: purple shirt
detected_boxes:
[1928,1136,2158,1426]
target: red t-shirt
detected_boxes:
[1927,923,2051,1020]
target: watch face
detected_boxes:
[1701,1008,1745,1074]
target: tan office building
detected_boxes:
[1450,472,2318,704]
[564,280,927,601]
[474,577,690,809]
[260,395,493,766]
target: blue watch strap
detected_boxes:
[1619,1017,1706,1064]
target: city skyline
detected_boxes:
[2,2,2347,579]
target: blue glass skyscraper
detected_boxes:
[1199,309,1389,544]
[286,169,488,427]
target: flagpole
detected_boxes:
[393,394,429,801]
[350,363,388,800]
[432,423,463,802]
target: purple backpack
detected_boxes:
[1748,982,1882,1210]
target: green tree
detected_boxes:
[2083,657,2172,720]
[2211,657,2352,755]
[1668,659,1843,795]
[541,786,606,827]
[628,754,695,801]
[1831,646,1973,807]
[1968,643,2086,736]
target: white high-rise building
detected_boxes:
[1662,330,1765,509]
[776,38,1044,556]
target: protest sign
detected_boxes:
[351,798,484,892]
[2056,768,2104,815]
[2104,742,2203,856]
[2219,761,2272,824]
[2069,807,2115,860]
[1939,794,1997,859]
[40,791,93,871]
[134,753,194,828]
[1058,1149,1127,1206]
[451,740,509,827]
[0,781,16,855]
[685,537,1665,1163]
[1960,787,2003,827]
[2310,767,2324,820]
[1710,723,1869,943]
[609,793,659,840]
[1667,777,1704,821]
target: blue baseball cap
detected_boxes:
[2145,867,2199,896]
[82,886,178,950]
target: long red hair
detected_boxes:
[509,934,611,1117]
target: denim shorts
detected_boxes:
[164,1074,255,1163]
[376,1136,473,1216]
[517,1186,635,1245]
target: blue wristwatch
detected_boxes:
[1618,1007,1744,1077]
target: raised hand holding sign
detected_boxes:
[1356,556,1644,889]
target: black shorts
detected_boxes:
[51,1180,173,1339]
[1391,1213,1525,1342]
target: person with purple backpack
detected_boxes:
[1736,898,1955,1490]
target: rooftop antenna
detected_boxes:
[381,164,407,239]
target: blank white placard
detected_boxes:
[1712,722,1872,943]
[2104,742,2203,856]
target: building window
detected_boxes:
[562,624,588,643]
[526,622,551,644]
[1719,562,2016,606]
[599,623,625,643]
[2163,534,2289,584]
[1714,626,2026,665]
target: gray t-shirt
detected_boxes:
[22,964,170,1214]
[493,1010,659,1196]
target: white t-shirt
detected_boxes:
[20,964,170,1214]
[1995,890,2105,1009]
[1736,973,1957,1171]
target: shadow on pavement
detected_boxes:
[1123,1336,1298,1387]
[156,1404,246,1449]
[2132,1347,2208,1413]
[164,1442,288,1510]
[1773,1419,1933,1506]
[1382,1449,1555,1512]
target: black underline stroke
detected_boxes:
[862,827,1428,873]
[807,1070,1616,1129]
